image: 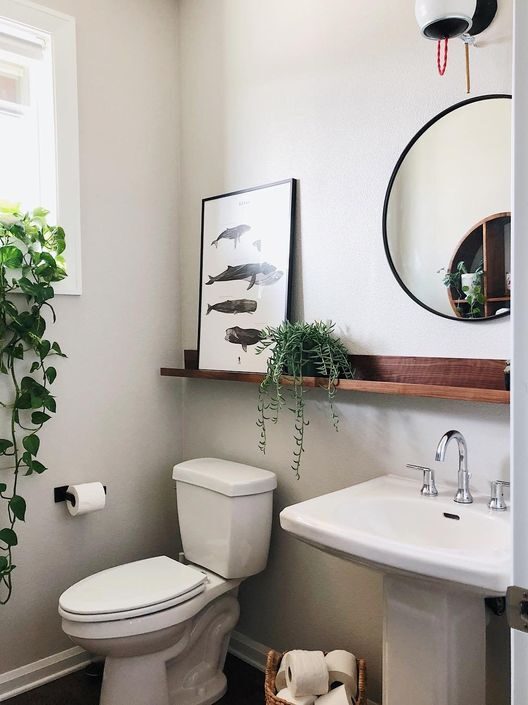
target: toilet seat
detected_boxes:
[59,556,208,622]
[60,568,241,641]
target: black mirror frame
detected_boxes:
[382,93,512,323]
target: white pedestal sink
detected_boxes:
[280,475,511,705]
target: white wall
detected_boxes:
[0,0,182,674]
[177,2,512,702]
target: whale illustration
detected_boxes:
[225,326,262,352]
[206,262,276,290]
[206,299,257,315]
[211,224,251,248]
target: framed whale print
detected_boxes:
[198,179,296,373]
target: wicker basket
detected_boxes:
[264,650,367,705]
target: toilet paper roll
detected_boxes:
[284,651,329,697]
[275,658,288,691]
[325,651,357,699]
[66,482,106,516]
[316,684,354,705]
[276,688,316,705]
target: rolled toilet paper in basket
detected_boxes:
[316,684,354,705]
[275,657,288,691]
[66,482,106,516]
[276,688,316,705]
[325,651,357,700]
[284,651,329,697]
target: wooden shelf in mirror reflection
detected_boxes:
[160,351,509,404]
[447,212,511,319]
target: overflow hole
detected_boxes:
[443,512,460,520]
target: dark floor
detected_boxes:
[7,654,263,705]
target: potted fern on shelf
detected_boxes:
[256,320,354,478]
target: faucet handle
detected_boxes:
[488,480,510,511]
[406,464,439,497]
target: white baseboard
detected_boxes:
[0,631,379,704]
[0,646,92,702]
[228,630,380,705]
[229,630,270,671]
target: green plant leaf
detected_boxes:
[0,483,7,493]
[21,376,47,395]
[23,434,40,456]
[45,367,56,384]
[22,452,33,474]
[0,556,14,575]
[30,394,43,409]
[31,411,50,425]
[32,207,49,218]
[9,495,26,521]
[15,392,32,410]
[30,361,40,373]
[39,340,51,358]
[43,396,56,413]
[0,245,23,268]
[51,342,66,357]
[1,300,18,317]
[47,226,66,255]
[31,460,47,474]
[17,277,34,295]
[0,528,17,547]
[0,439,13,454]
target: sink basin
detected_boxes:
[280,474,511,594]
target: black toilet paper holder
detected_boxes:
[54,485,107,507]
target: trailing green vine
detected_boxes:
[256,321,354,478]
[0,202,67,604]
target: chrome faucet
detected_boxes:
[435,430,473,504]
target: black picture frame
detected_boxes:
[197,179,297,371]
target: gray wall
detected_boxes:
[0,0,182,673]
[177,2,513,702]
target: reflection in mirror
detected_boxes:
[384,95,511,321]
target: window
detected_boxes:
[0,0,81,294]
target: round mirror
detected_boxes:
[383,95,511,321]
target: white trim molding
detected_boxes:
[512,2,528,703]
[228,630,380,705]
[229,630,270,672]
[0,632,378,703]
[0,646,92,701]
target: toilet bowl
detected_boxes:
[59,459,276,705]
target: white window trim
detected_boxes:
[0,0,81,295]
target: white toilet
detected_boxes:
[58,458,277,705]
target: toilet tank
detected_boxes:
[173,458,277,579]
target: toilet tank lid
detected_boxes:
[173,458,277,497]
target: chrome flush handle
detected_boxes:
[488,480,510,511]
[407,464,439,497]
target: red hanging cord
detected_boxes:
[437,38,449,76]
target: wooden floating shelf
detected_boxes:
[161,352,510,405]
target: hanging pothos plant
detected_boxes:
[0,202,67,605]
